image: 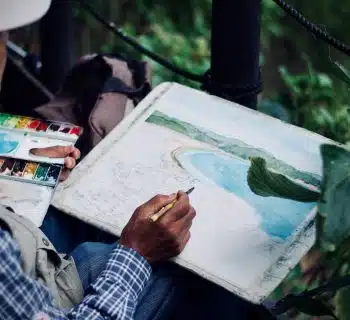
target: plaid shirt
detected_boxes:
[0,228,152,320]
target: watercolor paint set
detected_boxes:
[0,158,62,187]
[0,113,83,165]
[0,113,82,142]
[0,113,83,225]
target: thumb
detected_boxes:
[30,145,75,158]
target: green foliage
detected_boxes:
[74,0,284,86]
[319,144,350,246]
[261,0,285,49]
[276,57,350,144]
[335,287,350,319]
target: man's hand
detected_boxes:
[120,191,196,263]
[30,145,81,182]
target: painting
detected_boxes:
[146,110,318,241]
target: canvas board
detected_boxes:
[53,82,332,303]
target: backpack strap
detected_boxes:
[102,76,145,97]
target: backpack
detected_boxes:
[33,54,152,157]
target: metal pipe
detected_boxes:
[39,0,73,93]
[209,0,262,109]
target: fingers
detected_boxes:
[169,207,195,242]
[30,145,79,159]
[180,232,191,250]
[70,147,81,160]
[161,191,190,224]
[140,193,177,217]
[64,156,76,170]
[175,206,196,231]
[174,231,191,255]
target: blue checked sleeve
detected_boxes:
[0,227,151,320]
[67,244,152,319]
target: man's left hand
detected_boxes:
[30,145,81,182]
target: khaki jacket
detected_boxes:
[0,206,84,310]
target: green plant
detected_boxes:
[74,0,285,87]
[261,0,285,49]
[276,56,350,144]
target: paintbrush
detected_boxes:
[149,187,195,222]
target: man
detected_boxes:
[0,2,251,319]
[0,1,195,318]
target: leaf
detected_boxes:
[319,144,350,245]
[274,295,337,319]
[335,286,350,319]
[317,73,333,88]
[294,297,337,319]
[330,60,350,87]
[247,157,320,202]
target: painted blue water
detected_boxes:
[180,151,315,240]
[0,133,19,154]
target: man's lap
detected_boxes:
[71,241,251,320]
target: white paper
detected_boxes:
[0,179,53,226]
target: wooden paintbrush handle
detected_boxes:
[149,199,177,222]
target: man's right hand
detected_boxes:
[119,191,196,263]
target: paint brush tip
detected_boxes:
[186,187,195,195]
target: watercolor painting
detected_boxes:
[146,110,319,241]
[173,148,315,240]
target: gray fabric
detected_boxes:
[0,206,84,309]
[34,55,152,155]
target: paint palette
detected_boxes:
[0,113,82,142]
[0,157,62,187]
[0,113,83,225]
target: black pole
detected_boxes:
[207,0,262,109]
[39,0,73,93]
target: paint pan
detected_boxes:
[47,123,61,132]
[15,117,31,129]
[26,119,41,131]
[58,125,72,134]
[11,160,27,177]
[46,165,61,185]
[4,116,20,129]
[34,163,50,181]
[0,114,10,125]
[0,158,15,175]
[23,162,39,180]
[36,122,49,132]
[69,126,81,136]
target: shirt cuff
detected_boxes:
[94,243,152,298]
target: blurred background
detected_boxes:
[10,0,350,145]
